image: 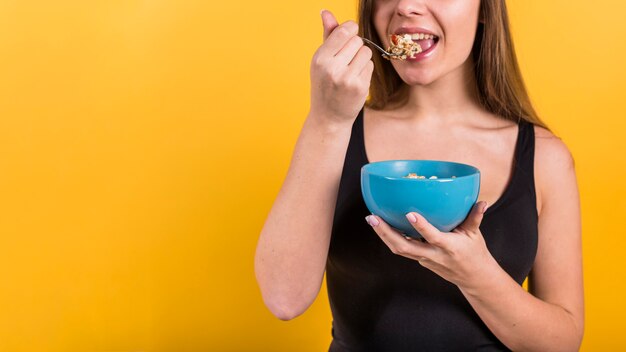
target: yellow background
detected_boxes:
[0,0,625,350]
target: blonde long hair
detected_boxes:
[359,0,549,129]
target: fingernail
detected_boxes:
[480,202,488,214]
[365,215,379,227]
[320,9,326,16]
[406,213,417,224]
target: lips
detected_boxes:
[393,27,438,37]
[390,27,439,61]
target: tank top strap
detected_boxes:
[482,119,536,215]
[353,108,368,165]
[513,119,537,198]
[333,108,367,218]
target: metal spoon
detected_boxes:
[360,37,395,59]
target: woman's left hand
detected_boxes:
[365,201,499,291]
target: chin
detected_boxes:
[396,71,438,86]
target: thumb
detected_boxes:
[321,9,339,41]
[458,201,488,234]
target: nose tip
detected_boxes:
[396,0,426,17]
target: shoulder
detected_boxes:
[533,125,575,170]
[532,124,577,215]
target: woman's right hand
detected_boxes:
[309,10,374,126]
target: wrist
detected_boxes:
[459,256,506,298]
[306,110,355,133]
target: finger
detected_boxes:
[346,45,372,76]
[319,20,359,57]
[359,59,374,79]
[405,212,447,247]
[334,36,366,68]
[321,10,339,41]
[456,201,488,234]
[366,215,437,260]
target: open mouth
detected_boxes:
[407,32,439,54]
[387,32,440,60]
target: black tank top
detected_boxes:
[327,109,538,351]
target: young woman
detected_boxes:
[255,1,584,350]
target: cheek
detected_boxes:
[372,6,394,46]
[438,2,480,58]
[446,28,478,62]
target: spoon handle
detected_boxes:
[361,37,391,58]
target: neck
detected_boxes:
[391,59,484,126]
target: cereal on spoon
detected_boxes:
[386,34,422,60]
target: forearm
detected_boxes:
[459,261,582,351]
[254,113,353,320]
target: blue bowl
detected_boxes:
[361,160,480,238]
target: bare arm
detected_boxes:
[458,129,584,351]
[254,11,373,321]
[254,116,352,320]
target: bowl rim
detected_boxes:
[361,159,480,181]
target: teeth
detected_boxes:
[409,33,435,40]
